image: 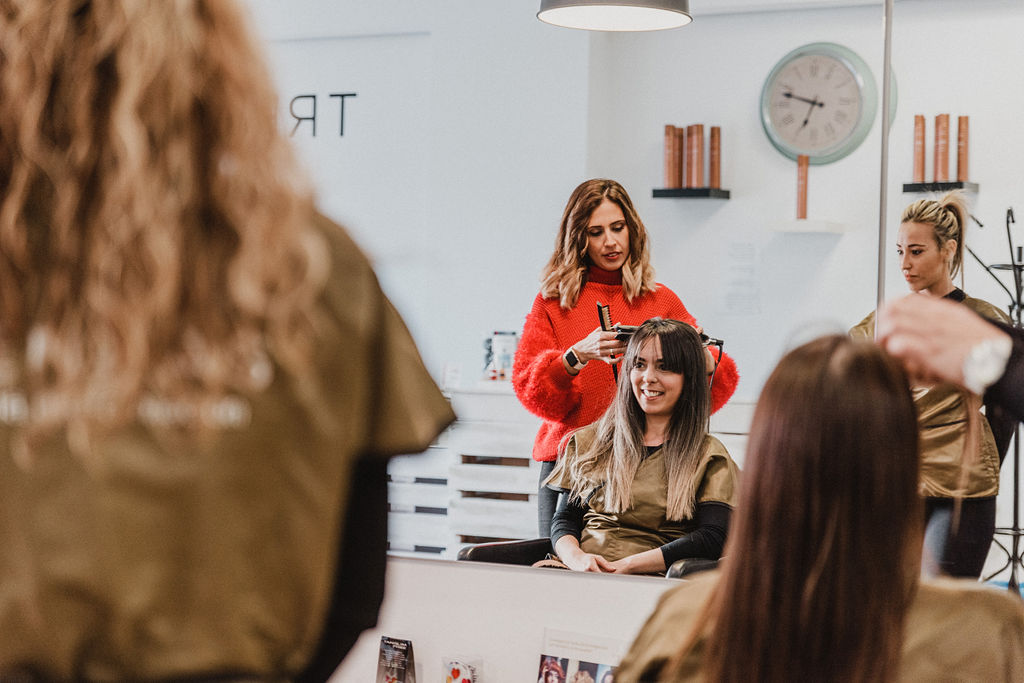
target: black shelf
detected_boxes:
[902,181,978,193]
[653,187,731,199]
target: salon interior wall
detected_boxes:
[245,0,1024,400]
[242,0,592,393]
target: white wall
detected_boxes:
[243,0,592,385]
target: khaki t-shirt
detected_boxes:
[851,295,1008,498]
[545,425,739,562]
[617,570,1024,682]
[0,213,455,680]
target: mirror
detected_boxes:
[244,0,1021,562]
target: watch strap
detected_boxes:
[565,348,587,371]
[963,335,1012,395]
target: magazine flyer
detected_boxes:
[536,628,625,682]
[376,635,416,683]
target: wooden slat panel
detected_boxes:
[448,497,536,539]
[449,462,539,495]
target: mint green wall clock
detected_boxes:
[761,42,893,165]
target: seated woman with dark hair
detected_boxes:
[542,318,739,575]
[617,335,1024,682]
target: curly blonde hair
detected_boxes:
[540,179,656,309]
[0,0,326,448]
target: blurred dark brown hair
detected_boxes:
[671,335,921,682]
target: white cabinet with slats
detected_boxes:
[446,383,542,549]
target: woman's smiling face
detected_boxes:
[630,336,683,418]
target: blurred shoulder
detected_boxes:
[849,310,876,339]
[963,295,1011,324]
[914,577,1024,623]
[311,211,374,275]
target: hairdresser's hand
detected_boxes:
[704,346,716,379]
[573,327,626,365]
[689,324,716,379]
[877,294,1010,391]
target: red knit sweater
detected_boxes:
[512,267,739,462]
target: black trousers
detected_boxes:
[538,460,558,537]
[923,495,997,579]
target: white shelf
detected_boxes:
[773,219,846,234]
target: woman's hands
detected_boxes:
[554,536,667,574]
[554,535,615,572]
[607,549,666,575]
[563,550,616,573]
[572,327,627,365]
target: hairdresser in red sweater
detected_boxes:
[513,179,738,535]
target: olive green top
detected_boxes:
[0,213,456,680]
[617,570,1024,682]
[850,294,1009,498]
[545,425,739,562]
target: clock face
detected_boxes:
[761,43,879,164]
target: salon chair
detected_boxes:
[456,538,719,579]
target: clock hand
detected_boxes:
[798,94,823,130]
[783,92,826,107]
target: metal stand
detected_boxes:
[973,210,1023,594]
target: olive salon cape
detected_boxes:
[0,213,455,680]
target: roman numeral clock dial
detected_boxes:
[761,42,892,164]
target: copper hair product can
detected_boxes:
[694,124,705,188]
[934,114,950,183]
[664,125,679,188]
[957,115,969,183]
[675,126,686,188]
[685,125,695,188]
[913,115,926,183]
[709,126,721,189]
[797,154,809,220]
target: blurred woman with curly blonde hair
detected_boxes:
[0,1,453,679]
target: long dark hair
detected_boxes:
[675,335,921,682]
[565,318,710,519]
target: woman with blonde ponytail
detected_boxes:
[0,1,453,679]
[514,179,739,536]
[851,191,1013,578]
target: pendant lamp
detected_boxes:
[537,0,691,31]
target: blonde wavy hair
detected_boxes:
[901,190,969,283]
[0,0,326,450]
[540,179,656,309]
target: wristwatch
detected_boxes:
[962,335,1012,395]
[565,347,587,372]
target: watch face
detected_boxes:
[761,43,879,164]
